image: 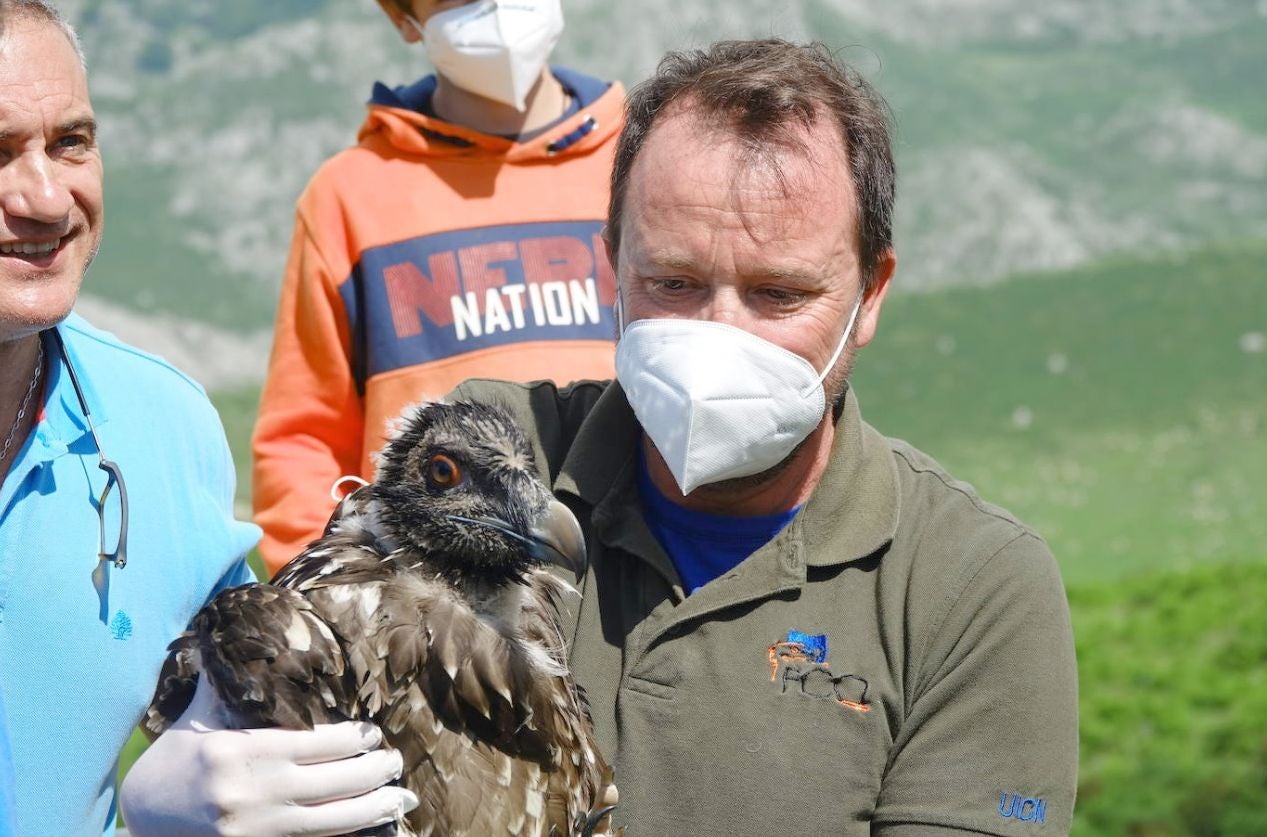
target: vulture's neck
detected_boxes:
[465,572,570,678]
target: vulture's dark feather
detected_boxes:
[143,401,617,836]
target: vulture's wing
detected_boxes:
[193,583,355,729]
[142,583,356,736]
[142,485,378,736]
[141,631,198,740]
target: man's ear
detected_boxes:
[598,227,624,334]
[599,225,617,270]
[376,0,422,43]
[853,247,896,350]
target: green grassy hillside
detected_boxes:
[853,240,1267,584]
[1070,558,1267,836]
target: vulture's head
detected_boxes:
[370,401,586,586]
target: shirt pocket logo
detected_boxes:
[768,631,870,713]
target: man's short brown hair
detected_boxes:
[607,39,896,289]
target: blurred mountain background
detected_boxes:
[61,2,1266,834]
[63,1,1267,340]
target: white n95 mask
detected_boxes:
[615,295,864,495]
[420,0,564,112]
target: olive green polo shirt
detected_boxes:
[453,378,1078,835]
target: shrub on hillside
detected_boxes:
[1071,557,1267,836]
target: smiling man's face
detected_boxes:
[0,15,102,343]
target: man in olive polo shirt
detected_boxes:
[454,39,1078,835]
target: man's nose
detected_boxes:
[1,154,74,224]
[701,287,752,329]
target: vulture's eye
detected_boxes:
[425,454,463,490]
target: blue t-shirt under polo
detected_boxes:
[637,453,800,594]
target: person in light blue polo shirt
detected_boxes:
[1,3,414,835]
[0,314,260,834]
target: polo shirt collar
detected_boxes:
[554,381,640,507]
[554,381,900,570]
[798,388,900,567]
[552,383,684,585]
[0,328,98,514]
[39,325,110,450]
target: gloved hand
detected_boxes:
[120,676,418,837]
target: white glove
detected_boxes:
[120,676,419,837]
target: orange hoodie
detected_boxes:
[253,69,624,574]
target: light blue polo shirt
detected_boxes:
[0,315,258,836]
[0,684,16,837]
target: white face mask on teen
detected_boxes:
[415,0,564,112]
[615,294,865,495]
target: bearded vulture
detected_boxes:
[143,401,617,837]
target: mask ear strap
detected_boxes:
[614,288,625,335]
[812,290,865,388]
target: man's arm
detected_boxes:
[872,533,1078,836]
[253,215,364,577]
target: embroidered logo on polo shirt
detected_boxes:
[109,610,133,641]
[999,792,1047,824]
[767,630,870,713]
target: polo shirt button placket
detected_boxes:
[786,544,804,574]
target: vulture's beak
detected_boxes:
[449,500,587,581]
[530,499,587,582]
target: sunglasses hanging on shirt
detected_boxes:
[46,329,129,600]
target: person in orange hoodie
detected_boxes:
[253,0,625,575]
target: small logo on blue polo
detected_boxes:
[999,792,1046,824]
[109,610,133,641]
